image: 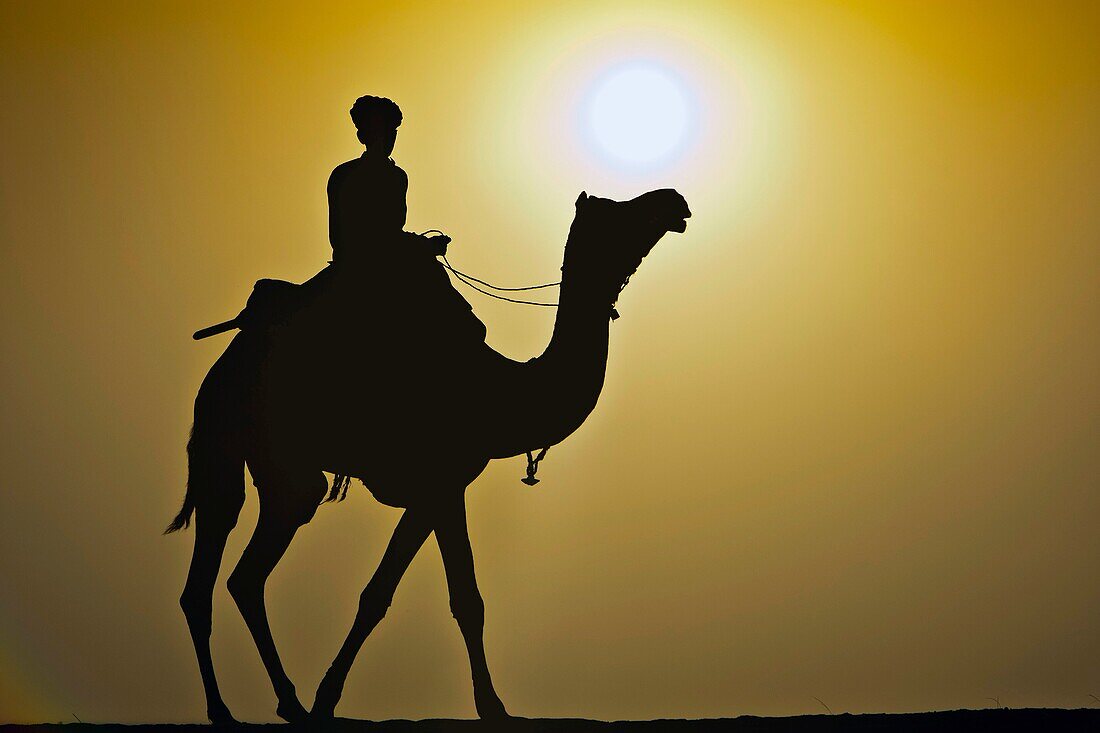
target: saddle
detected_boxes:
[192,277,313,340]
[194,252,487,353]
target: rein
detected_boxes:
[426,231,563,485]
[440,255,560,307]
[421,230,562,308]
[427,230,634,486]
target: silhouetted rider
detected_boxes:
[315,95,483,345]
[328,96,447,265]
[196,95,485,346]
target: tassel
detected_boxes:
[522,447,550,486]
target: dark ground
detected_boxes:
[3,709,1099,733]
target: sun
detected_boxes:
[579,59,697,172]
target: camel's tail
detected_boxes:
[165,337,250,534]
[165,418,245,534]
[164,427,203,533]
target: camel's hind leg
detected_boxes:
[227,468,326,723]
[178,460,244,724]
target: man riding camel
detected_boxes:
[195,94,486,349]
[328,95,444,266]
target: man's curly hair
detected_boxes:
[350,95,402,131]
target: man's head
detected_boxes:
[351,95,402,157]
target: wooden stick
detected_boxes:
[192,318,240,340]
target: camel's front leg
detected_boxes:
[312,507,434,719]
[435,497,509,720]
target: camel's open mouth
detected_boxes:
[665,201,691,234]
[624,189,691,236]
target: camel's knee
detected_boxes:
[180,587,210,614]
[449,589,485,631]
[356,582,395,626]
[226,568,263,608]
[180,591,213,636]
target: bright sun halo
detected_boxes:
[581,60,696,172]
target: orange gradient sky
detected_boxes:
[1,0,1098,724]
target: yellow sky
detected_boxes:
[1,0,1098,723]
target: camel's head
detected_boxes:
[576,188,691,237]
[562,188,691,309]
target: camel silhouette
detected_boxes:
[167,188,691,724]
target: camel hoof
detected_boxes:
[207,702,238,725]
[310,706,336,723]
[312,671,345,720]
[475,695,511,722]
[276,696,310,723]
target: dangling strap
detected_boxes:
[609,272,633,322]
[522,447,550,486]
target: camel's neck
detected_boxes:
[483,269,613,459]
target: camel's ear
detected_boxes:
[576,191,588,207]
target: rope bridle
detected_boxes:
[426,229,638,486]
[427,230,571,487]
